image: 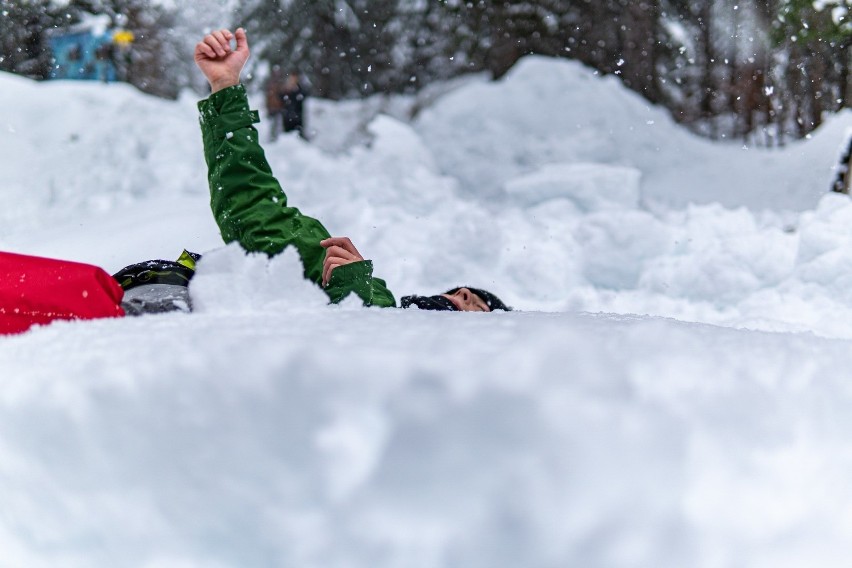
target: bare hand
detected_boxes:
[194,28,250,93]
[320,237,364,286]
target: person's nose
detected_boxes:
[458,288,472,307]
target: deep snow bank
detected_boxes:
[3,298,852,568]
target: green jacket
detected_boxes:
[197,85,396,307]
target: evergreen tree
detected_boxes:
[239,0,407,98]
[0,0,74,79]
[771,0,851,136]
[5,0,852,143]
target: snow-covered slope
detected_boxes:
[3,55,852,567]
[416,56,841,211]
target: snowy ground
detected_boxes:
[3,55,852,567]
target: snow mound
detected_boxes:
[190,244,329,314]
[415,56,840,211]
[504,162,641,210]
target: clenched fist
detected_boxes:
[194,28,250,93]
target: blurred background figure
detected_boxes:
[281,71,308,140]
[263,64,285,142]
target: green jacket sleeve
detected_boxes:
[197,85,395,308]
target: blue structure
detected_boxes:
[48,27,118,82]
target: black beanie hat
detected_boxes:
[445,287,512,311]
[400,294,459,311]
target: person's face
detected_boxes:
[441,287,491,312]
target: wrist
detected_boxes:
[209,78,240,93]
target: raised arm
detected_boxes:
[194,29,395,307]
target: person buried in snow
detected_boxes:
[190,27,510,313]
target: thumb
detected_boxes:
[234,27,249,54]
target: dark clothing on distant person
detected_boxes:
[264,68,286,141]
[281,82,307,139]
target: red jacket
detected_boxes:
[0,251,124,335]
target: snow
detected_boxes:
[3,55,852,566]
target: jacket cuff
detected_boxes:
[325,260,374,305]
[198,84,260,139]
